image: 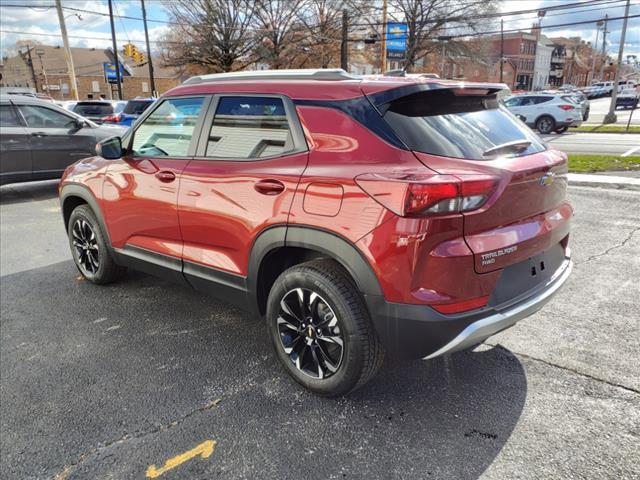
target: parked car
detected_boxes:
[503,93,582,133]
[616,89,639,109]
[101,98,155,127]
[59,69,572,396]
[71,101,119,124]
[0,95,126,185]
[591,81,614,96]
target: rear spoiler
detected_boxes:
[366,82,509,111]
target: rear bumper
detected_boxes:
[365,253,572,359]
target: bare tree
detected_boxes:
[390,0,499,71]
[162,0,258,73]
[297,0,345,68]
[253,0,309,69]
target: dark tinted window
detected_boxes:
[73,103,113,116]
[206,96,293,159]
[123,100,153,115]
[0,105,20,127]
[383,90,546,161]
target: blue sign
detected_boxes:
[103,62,125,83]
[386,22,408,52]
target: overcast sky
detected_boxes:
[0,0,638,60]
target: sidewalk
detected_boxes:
[568,172,640,191]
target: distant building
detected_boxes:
[487,32,537,90]
[0,43,182,100]
[533,35,553,90]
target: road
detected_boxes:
[1,181,639,479]
[587,96,639,126]
[541,132,640,156]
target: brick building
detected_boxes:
[487,32,537,90]
[0,43,182,100]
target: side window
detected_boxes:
[131,97,205,157]
[206,96,293,160]
[503,97,521,107]
[19,105,76,129]
[0,104,20,127]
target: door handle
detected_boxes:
[254,179,285,195]
[30,132,47,137]
[155,170,176,183]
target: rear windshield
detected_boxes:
[123,100,153,115]
[382,90,546,160]
[73,103,113,116]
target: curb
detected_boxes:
[568,173,640,191]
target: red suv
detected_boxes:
[59,69,572,396]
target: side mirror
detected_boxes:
[75,118,85,129]
[96,136,123,160]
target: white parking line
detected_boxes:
[621,146,640,157]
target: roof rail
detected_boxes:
[183,68,359,85]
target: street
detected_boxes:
[541,132,640,156]
[1,180,638,479]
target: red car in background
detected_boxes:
[59,69,572,396]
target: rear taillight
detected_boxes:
[355,173,499,217]
[558,104,574,110]
[102,113,122,123]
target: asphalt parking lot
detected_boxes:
[1,180,639,480]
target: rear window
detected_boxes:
[123,100,153,115]
[73,103,113,116]
[382,90,546,160]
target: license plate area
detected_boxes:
[488,242,566,307]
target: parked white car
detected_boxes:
[503,94,582,134]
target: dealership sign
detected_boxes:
[103,62,126,84]
[386,22,408,59]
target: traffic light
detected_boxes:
[133,51,145,63]
[123,43,138,58]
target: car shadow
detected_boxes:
[0,179,60,205]
[1,261,526,479]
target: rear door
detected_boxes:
[0,101,32,184]
[377,87,571,273]
[178,94,308,287]
[16,102,95,180]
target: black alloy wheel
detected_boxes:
[277,288,344,380]
[71,218,100,275]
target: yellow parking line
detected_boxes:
[145,440,216,478]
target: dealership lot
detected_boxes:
[1,181,638,479]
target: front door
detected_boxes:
[17,102,95,180]
[178,95,308,295]
[0,101,31,185]
[102,95,209,280]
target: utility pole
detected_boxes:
[340,9,348,71]
[141,0,156,97]
[598,14,609,80]
[590,20,603,85]
[55,0,79,100]
[380,0,388,73]
[500,18,504,83]
[108,0,123,100]
[24,46,39,92]
[604,0,630,124]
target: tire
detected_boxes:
[583,110,589,121]
[68,205,126,284]
[555,126,569,134]
[266,259,384,396]
[536,115,556,134]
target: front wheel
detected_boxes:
[68,205,126,284]
[555,126,569,134]
[536,115,556,134]
[266,259,384,396]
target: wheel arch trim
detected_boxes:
[59,184,111,246]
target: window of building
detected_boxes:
[131,96,205,157]
[205,96,294,160]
